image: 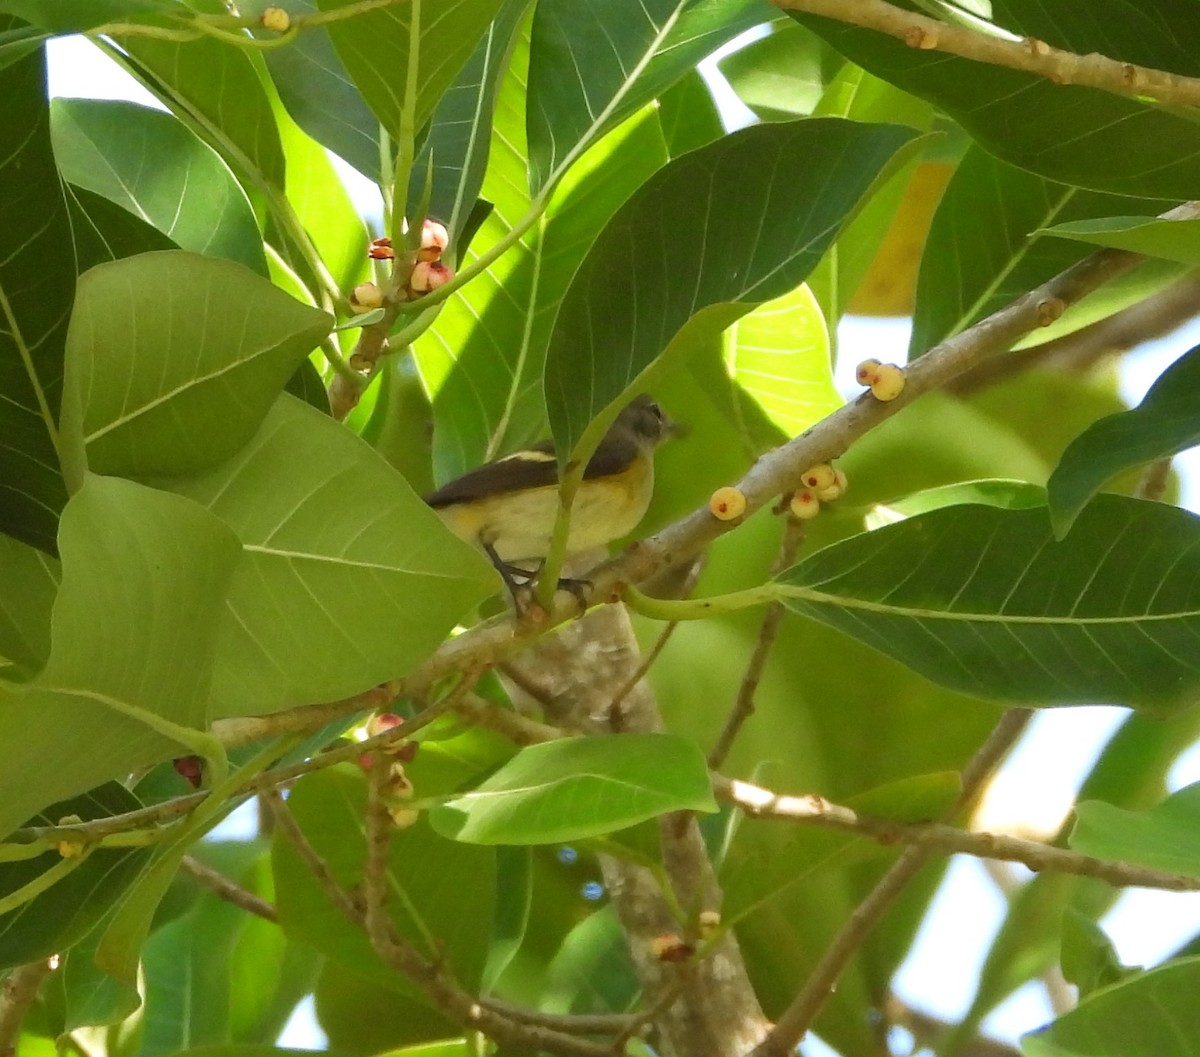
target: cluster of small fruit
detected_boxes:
[358,712,421,829]
[705,358,907,527]
[708,461,848,526]
[350,217,452,313]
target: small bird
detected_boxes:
[425,395,673,595]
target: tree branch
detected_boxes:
[718,776,1200,891]
[708,517,805,769]
[180,855,279,922]
[769,0,1200,107]
[949,273,1200,396]
[748,710,1033,1056]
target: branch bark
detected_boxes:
[769,0,1200,107]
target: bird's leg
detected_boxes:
[481,542,591,614]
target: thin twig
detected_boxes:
[453,693,565,745]
[181,855,278,922]
[718,775,1200,891]
[708,519,805,768]
[748,710,1033,1055]
[476,998,635,1036]
[769,0,1200,107]
[262,788,363,920]
[949,274,1200,396]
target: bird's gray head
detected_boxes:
[617,394,674,448]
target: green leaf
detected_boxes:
[0,475,241,840]
[0,784,152,971]
[1070,783,1200,877]
[718,21,844,122]
[1039,215,1200,265]
[544,117,921,460]
[525,0,770,193]
[910,146,1180,356]
[1022,957,1200,1057]
[416,58,669,477]
[722,283,841,438]
[792,2,1200,199]
[139,888,249,1057]
[721,772,959,924]
[406,0,528,241]
[1060,908,1137,1001]
[65,183,178,272]
[0,0,180,33]
[1048,344,1200,536]
[115,13,287,192]
[257,0,380,181]
[62,251,331,479]
[777,494,1200,711]
[273,766,496,991]
[51,98,267,275]
[0,533,58,679]
[429,733,716,844]
[0,43,72,553]
[315,0,506,146]
[867,479,1050,527]
[166,395,496,718]
[656,68,723,158]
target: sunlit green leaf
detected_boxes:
[1039,215,1200,265]
[722,283,841,438]
[910,146,1180,356]
[166,395,496,718]
[0,535,57,684]
[0,476,240,840]
[51,98,267,274]
[62,251,331,479]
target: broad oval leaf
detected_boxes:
[51,98,267,274]
[777,494,1200,712]
[0,475,241,840]
[0,783,152,971]
[62,251,332,479]
[429,733,716,844]
[1070,782,1200,877]
[1048,344,1200,537]
[0,0,180,33]
[1021,957,1200,1057]
[0,43,72,553]
[544,117,921,459]
[166,395,497,718]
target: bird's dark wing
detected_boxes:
[425,444,560,507]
